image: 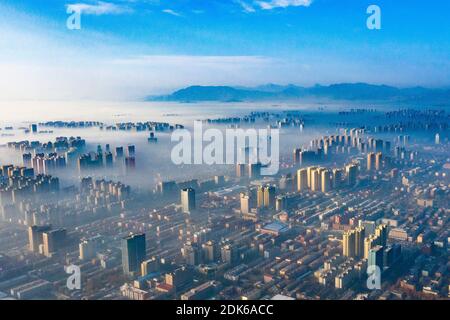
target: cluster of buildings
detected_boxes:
[0,109,448,300]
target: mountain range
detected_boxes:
[148,83,450,104]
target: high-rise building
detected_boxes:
[256,186,265,208]
[28,225,52,253]
[127,145,136,157]
[355,226,365,258]
[141,257,159,276]
[364,235,378,259]
[125,156,136,170]
[321,169,332,193]
[115,146,124,158]
[181,188,196,213]
[42,228,67,258]
[221,243,238,265]
[165,267,193,291]
[343,230,356,257]
[182,243,201,266]
[202,240,217,263]
[297,169,308,191]
[368,245,384,271]
[375,152,383,171]
[79,235,102,260]
[275,195,288,212]
[105,152,113,167]
[332,168,343,189]
[293,148,301,164]
[240,193,250,214]
[345,164,358,186]
[435,133,440,145]
[375,224,388,247]
[122,233,146,276]
[367,152,375,171]
[310,168,321,192]
[263,185,276,208]
[157,181,178,197]
[236,163,246,178]
[307,166,317,188]
[248,162,261,179]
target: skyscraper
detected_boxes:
[42,228,67,258]
[368,245,384,271]
[310,168,321,192]
[355,226,365,258]
[345,164,358,186]
[257,186,265,208]
[364,235,378,259]
[375,152,383,171]
[307,166,317,188]
[297,168,308,192]
[28,225,52,253]
[122,233,146,276]
[293,148,301,164]
[375,224,388,247]
[435,133,440,145]
[248,162,261,179]
[321,169,332,193]
[263,185,276,208]
[240,193,250,214]
[332,168,343,189]
[79,235,102,261]
[367,152,375,171]
[343,230,356,257]
[181,188,196,213]
[236,163,246,178]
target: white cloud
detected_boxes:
[162,9,182,17]
[256,0,312,10]
[67,1,132,15]
[235,0,256,13]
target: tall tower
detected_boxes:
[435,133,440,145]
[345,164,358,186]
[236,163,246,178]
[332,168,343,189]
[321,169,332,193]
[310,168,321,192]
[368,245,384,271]
[343,230,356,257]
[263,185,276,208]
[297,168,308,192]
[240,193,250,214]
[367,152,375,171]
[375,224,388,247]
[181,188,196,213]
[375,152,383,171]
[257,186,265,208]
[122,233,146,276]
[355,226,365,258]
[307,166,317,188]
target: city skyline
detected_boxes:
[0,0,448,306]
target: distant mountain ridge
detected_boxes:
[148,83,450,104]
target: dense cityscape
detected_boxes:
[0,108,448,301]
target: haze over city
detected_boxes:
[0,0,448,306]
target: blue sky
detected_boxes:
[0,0,449,100]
